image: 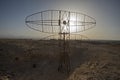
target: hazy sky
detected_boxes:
[0,0,120,40]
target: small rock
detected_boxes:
[0,75,10,80]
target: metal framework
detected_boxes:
[25,10,96,74]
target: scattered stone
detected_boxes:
[15,57,19,61]
[32,64,37,68]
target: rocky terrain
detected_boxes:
[0,39,120,80]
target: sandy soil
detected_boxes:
[0,39,120,80]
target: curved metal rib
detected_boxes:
[25,10,96,33]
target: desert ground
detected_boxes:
[0,39,120,80]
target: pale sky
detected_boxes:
[0,0,120,40]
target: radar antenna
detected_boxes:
[25,10,96,74]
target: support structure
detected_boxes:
[58,12,71,73]
[58,33,70,73]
